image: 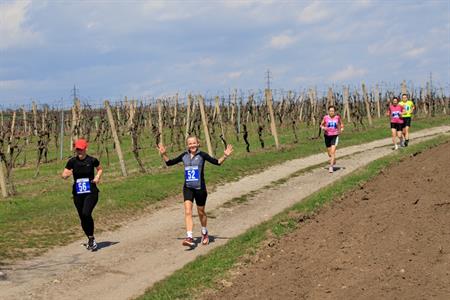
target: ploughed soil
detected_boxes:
[205,141,450,300]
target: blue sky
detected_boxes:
[0,0,449,107]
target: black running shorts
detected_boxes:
[324,135,339,148]
[402,117,411,127]
[183,186,207,206]
[390,123,403,131]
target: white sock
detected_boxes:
[201,227,207,234]
[187,231,193,238]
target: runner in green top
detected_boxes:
[400,93,415,147]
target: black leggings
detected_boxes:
[73,193,98,237]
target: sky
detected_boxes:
[0,0,449,107]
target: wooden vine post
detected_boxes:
[327,87,334,109]
[374,84,381,118]
[420,88,427,116]
[308,88,316,126]
[401,80,407,96]
[104,100,128,177]
[157,99,164,146]
[215,96,225,139]
[32,101,38,136]
[22,106,29,145]
[0,161,8,198]
[185,94,192,138]
[265,89,280,149]
[343,86,351,123]
[231,90,237,125]
[198,95,213,156]
[7,111,16,154]
[173,93,178,127]
[362,83,373,126]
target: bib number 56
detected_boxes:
[76,178,91,194]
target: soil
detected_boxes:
[205,141,450,300]
[0,126,448,300]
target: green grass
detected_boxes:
[138,134,450,300]
[0,115,448,261]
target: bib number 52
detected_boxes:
[185,166,199,182]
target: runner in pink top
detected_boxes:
[320,106,344,173]
[323,115,342,136]
[387,96,405,150]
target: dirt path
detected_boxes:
[205,139,450,300]
[0,126,448,300]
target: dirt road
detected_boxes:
[206,139,450,300]
[0,126,448,300]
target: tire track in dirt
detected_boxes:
[0,126,448,300]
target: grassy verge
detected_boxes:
[138,133,450,300]
[0,116,448,261]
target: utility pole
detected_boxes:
[72,84,79,102]
[266,69,272,90]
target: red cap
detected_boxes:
[74,139,88,150]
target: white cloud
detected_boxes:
[221,0,262,9]
[0,0,42,49]
[269,32,297,49]
[298,1,331,24]
[175,57,216,70]
[292,75,325,87]
[0,79,24,89]
[141,1,197,21]
[127,78,164,96]
[368,38,428,59]
[330,65,367,81]
[86,21,98,30]
[405,47,426,58]
[350,0,373,10]
[227,71,243,79]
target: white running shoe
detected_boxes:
[329,166,334,173]
[87,237,98,251]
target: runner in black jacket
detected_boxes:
[158,136,233,247]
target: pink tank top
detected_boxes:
[323,115,341,136]
[389,104,404,124]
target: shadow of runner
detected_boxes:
[96,241,120,251]
[322,166,346,172]
[333,166,345,171]
[176,235,231,251]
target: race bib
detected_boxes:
[327,121,337,128]
[405,105,410,111]
[392,111,401,118]
[76,178,91,194]
[185,166,199,182]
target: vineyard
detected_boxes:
[0,81,449,298]
[0,81,448,198]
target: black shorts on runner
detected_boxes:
[390,123,403,131]
[183,186,207,206]
[402,117,411,127]
[324,135,339,148]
